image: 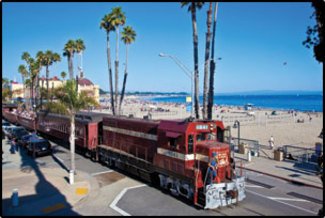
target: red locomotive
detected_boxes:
[2,104,246,209]
[98,116,245,209]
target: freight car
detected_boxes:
[3,105,105,160]
[36,111,106,159]
[2,104,19,124]
[97,116,246,209]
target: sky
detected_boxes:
[2,2,323,93]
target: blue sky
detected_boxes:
[2,2,322,93]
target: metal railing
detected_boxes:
[225,136,260,154]
[282,145,322,164]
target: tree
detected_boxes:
[36,51,46,109]
[42,50,61,102]
[18,64,28,105]
[21,52,33,108]
[207,2,219,120]
[181,2,204,119]
[63,40,77,80]
[303,1,325,63]
[61,71,67,82]
[119,26,136,114]
[202,2,213,120]
[108,7,126,115]
[2,77,12,102]
[30,59,41,109]
[100,13,116,115]
[52,79,98,184]
[75,39,86,78]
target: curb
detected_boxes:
[238,166,323,190]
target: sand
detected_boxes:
[94,95,323,149]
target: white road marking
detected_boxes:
[110,184,147,216]
[245,185,265,188]
[246,189,317,215]
[91,170,113,176]
[268,197,309,202]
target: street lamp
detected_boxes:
[159,53,194,118]
[233,120,240,146]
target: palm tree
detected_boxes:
[30,59,41,109]
[18,64,28,105]
[42,50,61,102]
[100,13,116,115]
[75,39,86,78]
[2,77,12,102]
[63,40,76,80]
[21,52,32,108]
[52,79,98,184]
[61,71,67,82]
[181,2,204,119]
[208,2,219,120]
[36,51,45,109]
[119,26,136,114]
[24,78,32,110]
[108,7,126,115]
[202,2,213,120]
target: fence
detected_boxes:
[281,145,322,164]
[266,113,294,124]
[219,112,295,127]
[220,115,256,126]
[224,136,260,154]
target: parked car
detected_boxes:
[4,126,17,138]
[17,134,38,148]
[2,128,5,140]
[2,120,11,128]
[26,138,52,157]
[9,127,30,141]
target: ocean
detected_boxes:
[150,94,323,112]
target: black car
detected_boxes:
[2,120,11,128]
[17,134,38,148]
[3,126,15,138]
[26,138,52,157]
[10,127,30,141]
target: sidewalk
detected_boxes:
[2,139,91,216]
[234,148,323,189]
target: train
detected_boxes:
[2,104,246,209]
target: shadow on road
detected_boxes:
[2,144,80,216]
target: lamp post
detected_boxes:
[159,53,194,118]
[233,120,240,146]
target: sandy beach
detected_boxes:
[94,95,323,149]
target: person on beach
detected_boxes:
[269,136,274,149]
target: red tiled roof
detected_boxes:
[78,78,93,86]
[40,76,60,81]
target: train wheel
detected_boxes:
[150,173,160,187]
